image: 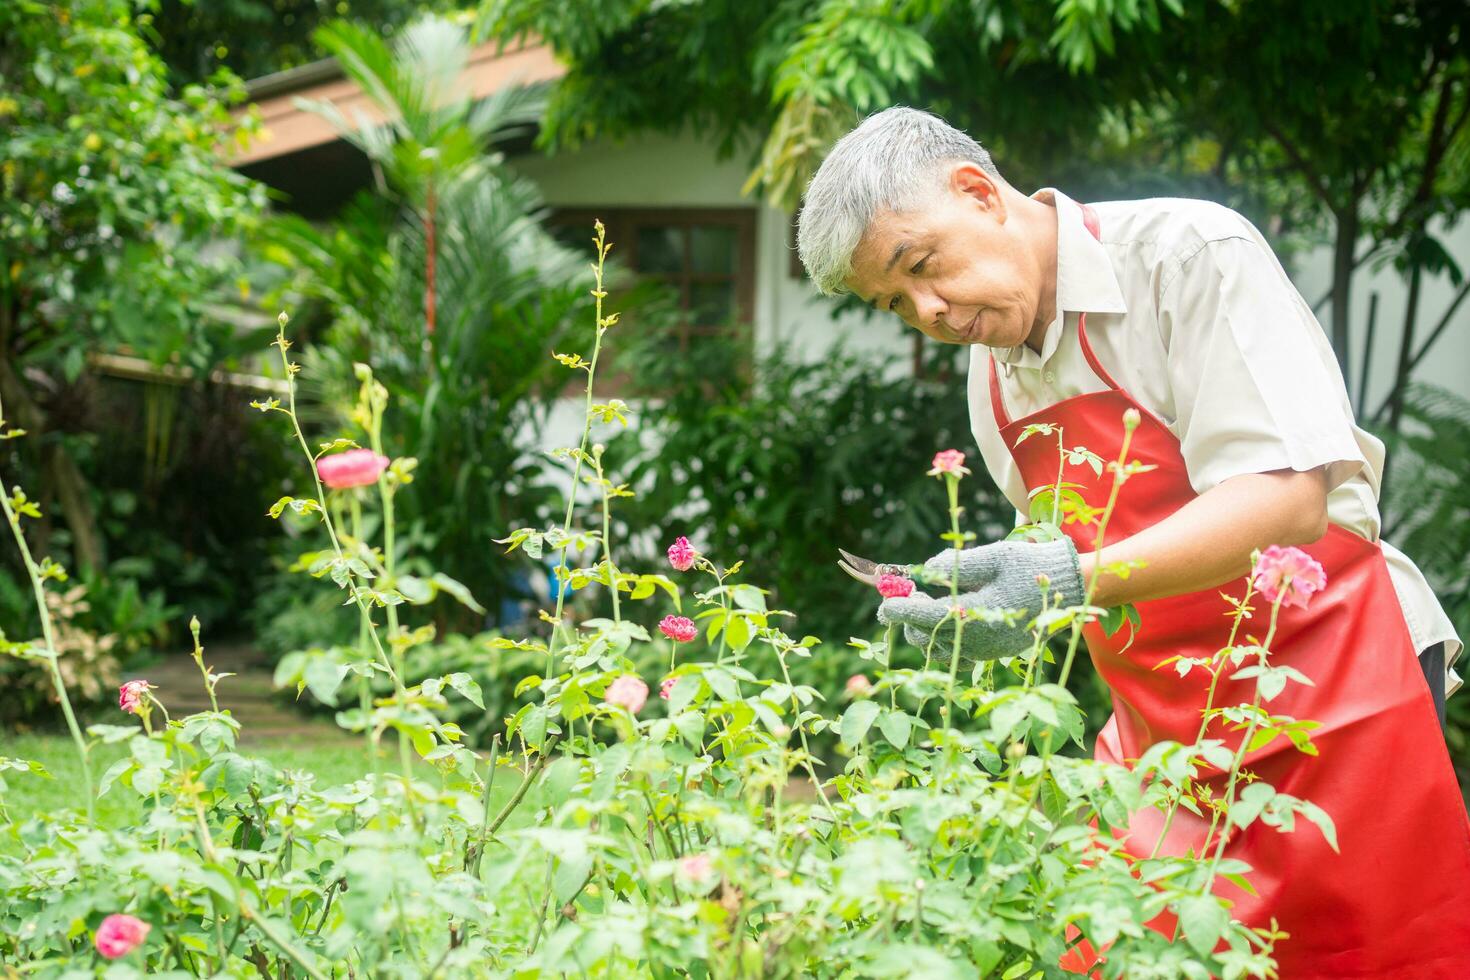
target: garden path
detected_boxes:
[125,640,356,745]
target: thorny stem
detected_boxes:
[548,223,616,675]
[776,644,838,820]
[188,616,219,713]
[485,734,561,840]
[1200,596,1286,893]
[267,328,404,698]
[1148,579,1260,859]
[592,446,622,625]
[0,395,93,822]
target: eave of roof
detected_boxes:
[226,39,563,168]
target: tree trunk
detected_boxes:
[1329,206,1358,383]
[1378,262,1423,506]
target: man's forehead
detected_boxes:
[848,214,923,291]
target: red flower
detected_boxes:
[316,449,390,489]
[118,680,152,714]
[875,573,914,598]
[604,675,649,714]
[666,536,697,572]
[659,615,698,643]
[95,914,150,959]
[928,449,969,477]
[1251,545,1327,610]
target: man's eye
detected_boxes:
[887,295,899,312]
[910,256,928,274]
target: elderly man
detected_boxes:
[797,107,1469,977]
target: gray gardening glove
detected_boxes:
[878,538,1085,664]
[917,537,1083,594]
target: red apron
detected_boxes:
[986,210,1470,977]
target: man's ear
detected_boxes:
[950,163,1005,222]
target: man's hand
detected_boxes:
[878,537,1084,664]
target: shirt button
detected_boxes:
[1043,371,1056,384]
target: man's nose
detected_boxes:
[912,290,947,332]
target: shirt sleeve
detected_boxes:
[1160,236,1368,496]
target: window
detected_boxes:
[548,209,756,392]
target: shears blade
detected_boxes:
[837,547,908,587]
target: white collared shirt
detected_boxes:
[967,189,1462,693]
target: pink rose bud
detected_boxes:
[927,449,969,477]
[845,674,873,697]
[659,615,698,643]
[604,675,649,714]
[1250,545,1327,610]
[875,573,914,598]
[666,536,697,572]
[677,853,713,880]
[659,676,677,700]
[1122,407,1142,431]
[949,605,968,620]
[1035,573,1051,589]
[95,913,150,959]
[316,449,390,489]
[118,680,152,714]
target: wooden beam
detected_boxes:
[226,40,564,168]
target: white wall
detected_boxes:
[1292,217,1470,411]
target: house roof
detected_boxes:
[227,39,564,168]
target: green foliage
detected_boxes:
[150,0,459,86]
[0,0,271,604]
[1377,382,1470,770]
[0,0,266,362]
[0,226,1333,978]
[260,15,595,631]
[610,335,1015,644]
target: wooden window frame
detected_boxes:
[548,207,757,396]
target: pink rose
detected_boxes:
[95,913,150,959]
[118,680,152,715]
[659,676,677,700]
[605,675,648,714]
[316,449,390,489]
[845,674,873,697]
[676,853,713,880]
[659,615,698,643]
[666,536,697,572]
[875,573,914,598]
[928,449,969,477]
[1251,545,1327,610]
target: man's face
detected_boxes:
[845,164,1042,347]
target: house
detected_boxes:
[229,40,1470,436]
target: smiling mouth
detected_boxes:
[958,311,980,343]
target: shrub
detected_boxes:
[0,227,1328,977]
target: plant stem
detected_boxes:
[548,224,615,674]
[0,398,93,822]
[1200,597,1286,893]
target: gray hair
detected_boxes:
[796,107,1001,296]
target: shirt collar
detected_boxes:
[989,188,1128,369]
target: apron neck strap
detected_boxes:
[987,202,1123,430]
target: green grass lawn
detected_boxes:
[1,733,394,827]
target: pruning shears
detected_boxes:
[835,547,917,588]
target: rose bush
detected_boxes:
[0,224,1332,977]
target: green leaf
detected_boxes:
[431,572,485,613]
[446,672,484,709]
[840,699,880,748]
[1176,894,1229,958]
[878,709,912,749]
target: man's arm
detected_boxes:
[1076,466,1329,607]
